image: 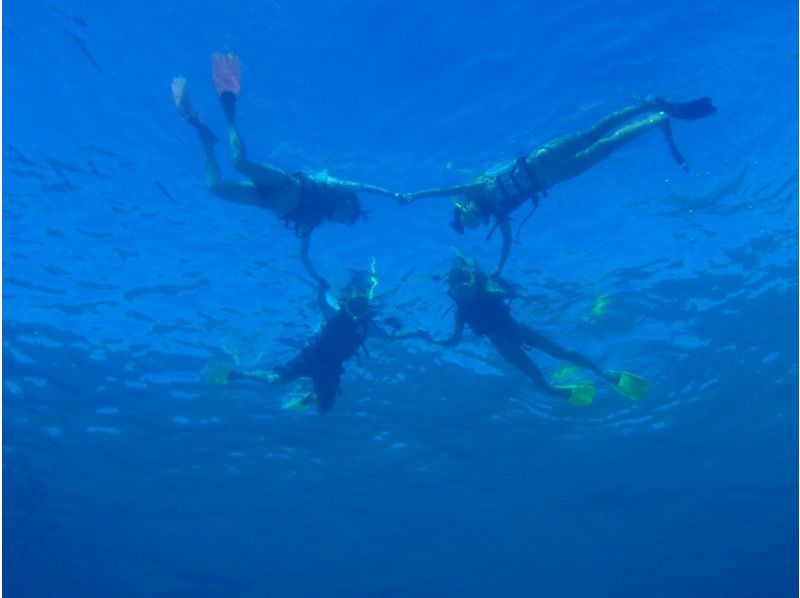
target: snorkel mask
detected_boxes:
[451,200,483,233]
[338,258,379,320]
[447,255,479,303]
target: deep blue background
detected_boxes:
[4,1,798,596]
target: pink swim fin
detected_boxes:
[211,52,241,96]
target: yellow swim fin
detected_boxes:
[550,366,579,384]
[556,382,596,406]
[282,392,314,412]
[203,362,231,385]
[611,371,650,401]
[590,294,610,319]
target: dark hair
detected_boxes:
[347,194,366,225]
[341,270,371,296]
[330,192,364,226]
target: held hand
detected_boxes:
[395,192,412,205]
[249,369,280,383]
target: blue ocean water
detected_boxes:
[4,0,797,595]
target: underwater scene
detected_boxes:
[4,0,798,596]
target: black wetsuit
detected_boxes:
[454,276,607,397]
[457,282,519,340]
[274,309,370,412]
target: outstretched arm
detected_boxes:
[388,328,431,341]
[324,175,399,199]
[229,368,280,384]
[404,182,485,203]
[495,217,513,275]
[418,312,465,347]
[315,278,337,319]
[204,361,281,385]
[300,234,329,289]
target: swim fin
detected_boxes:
[211,52,241,96]
[656,96,716,120]
[203,362,231,385]
[282,392,314,411]
[662,119,689,171]
[171,77,196,119]
[171,77,218,145]
[550,366,579,384]
[611,371,650,401]
[556,382,596,406]
[247,369,281,383]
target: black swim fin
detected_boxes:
[661,118,689,172]
[661,119,689,171]
[656,96,717,120]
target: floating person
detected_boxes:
[416,256,648,405]
[206,266,416,413]
[172,53,402,288]
[403,96,717,274]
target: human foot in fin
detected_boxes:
[607,370,650,401]
[282,392,315,411]
[211,52,241,122]
[171,77,218,145]
[653,96,717,120]
[555,382,596,406]
[651,113,689,171]
[203,362,231,384]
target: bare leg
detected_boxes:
[545,112,669,185]
[199,134,223,188]
[185,133,270,209]
[518,325,617,384]
[533,98,659,164]
[490,332,571,398]
[219,92,292,188]
[531,95,714,183]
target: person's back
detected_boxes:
[302,307,371,371]
[449,264,517,339]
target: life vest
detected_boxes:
[490,156,547,217]
[282,173,359,237]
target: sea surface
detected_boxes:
[4,1,798,596]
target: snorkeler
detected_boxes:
[207,268,411,413]
[416,256,648,405]
[403,96,717,273]
[172,53,402,288]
